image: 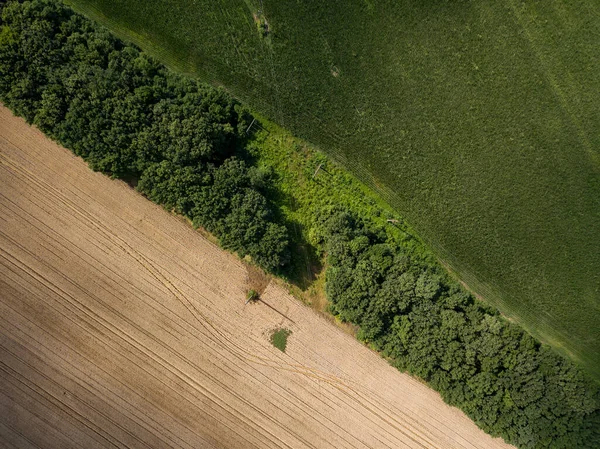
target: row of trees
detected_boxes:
[2,2,599,448]
[0,0,289,271]
[313,207,600,448]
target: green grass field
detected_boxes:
[63,0,600,378]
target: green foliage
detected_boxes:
[270,328,291,352]
[246,289,259,302]
[318,207,600,449]
[3,2,600,447]
[0,0,289,273]
[63,0,600,379]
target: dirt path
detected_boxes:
[0,105,513,448]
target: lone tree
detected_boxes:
[245,289,259,304]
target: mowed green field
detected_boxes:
[63,0,600,378]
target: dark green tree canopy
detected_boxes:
[319,207,600,449]
[0,0,289,273]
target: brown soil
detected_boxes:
[0,105,514,449]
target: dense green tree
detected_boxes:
[0,0,288,273]
[317,207,600,448]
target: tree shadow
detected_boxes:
[283,229,322,290]
[264,181,323,290]
[257,298,296,324]
[236,120,323,291]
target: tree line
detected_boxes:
[312,207,600,448]
[1,2,599,448]
[0,0,289,272]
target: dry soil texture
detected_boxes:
[0,105,513,449]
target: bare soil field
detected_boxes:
[0,105,513,449]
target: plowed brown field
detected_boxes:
[0,105,513,449]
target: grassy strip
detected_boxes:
[244,115,430,286]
